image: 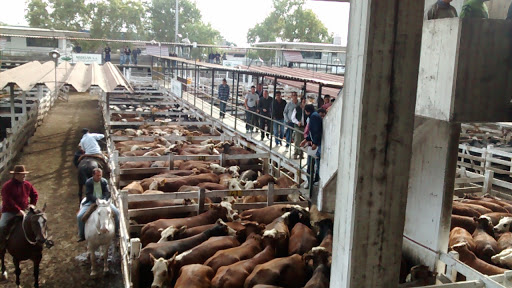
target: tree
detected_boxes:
[146,0,222,45]
[25,0,87,30]
[247,0,332,44]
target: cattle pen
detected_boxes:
[97,80,312,288]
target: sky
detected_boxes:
[0,0,350,47]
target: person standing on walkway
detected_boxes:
[257,90,273,141]
[123,46,132,65]
[244,85,259,133]
[460,0,490,19]
[104,45,111,63]
[291,96,306,159]
[283,91,299,150]
[0,165,39,250]
[301,105,323,184]
[272,91,287,146]
[76,168,119,242]
[218,79,230,119]
[425,0,458,19]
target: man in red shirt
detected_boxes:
[0,165,39,250]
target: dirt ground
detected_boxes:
[0,93,123,288]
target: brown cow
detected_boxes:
[165,236,240,283]
[142,221,228,288]
[449,227,476,252]
[122,181,144,194]
[155,173,220,192]
[451,215,477,234]
[289,222,318,256]
[244,254,307,288]
[274,174,297,189]
[460,203,492,215]
[240,205,306,225]
[303,247,331,288]
[452,243,507,275]
[263,208,309,257]
[205,233,263,273]
[120,161,152,169]
[179,144,217,155]
[316,219,333,256]
[174,264,214,288]
[253,174,276,189]
[462,200,508,213]
[497,232,512,251]
[198,182,227,191]
[140,202,237,246]
[473,217,499,263]
[452,202,481,218]
[179,161,217,173]
[160,221,251,242]
[482,212,512,226]
[211,232,280,288]
[129,199,194,224]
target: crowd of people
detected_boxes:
[219,80,332,185]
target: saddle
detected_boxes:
[81,203,98,223]
[78,154,111,174]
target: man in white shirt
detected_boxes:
[244,86,259,133]
[78,128,109,173]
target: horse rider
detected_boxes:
[79,128,110,173]
[0,165,39,250]
[76,168,119,242]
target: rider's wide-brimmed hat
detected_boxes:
[10,165,30,174]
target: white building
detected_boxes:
[0,26,90,58]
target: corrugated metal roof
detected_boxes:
[241,65,343,98]
[0,61,133,93]
[283,51,304,62]
[155,55,343,89]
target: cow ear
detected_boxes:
[150,253,156,265]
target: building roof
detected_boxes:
[0,61,132,93]
[0,25,90,38]
[252,41,346,52]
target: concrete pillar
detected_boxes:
[331,1,424,287]
[403,118,460,272]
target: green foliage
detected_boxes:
[146,0,221,45]
[247,0,332,44]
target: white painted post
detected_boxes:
[331,0,424,287]
[169,153,175,170]
[446,250,459,283]
[21,91,27,119]
[130,238,141,288]
[113,150,120,182]
[198,188,206,215]
[120,190,129,231]
[9,85,16,134]
[267,182,275,206]
[484,170,494,195]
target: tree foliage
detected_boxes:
[24,0,222,52]
[247,0,332,44]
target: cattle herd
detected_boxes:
[106,100,330,287]
[449,194,512,278]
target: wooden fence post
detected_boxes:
[130,238,141,288]
[267,183,274,206]
[198,188,206,215]
[484,170,494,196]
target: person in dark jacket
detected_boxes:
[76,168,119,242]
[271,91,287,146]
[291,96,306,159]
[301,104,323,183]
[257,90,273,141]
[218,79,230,119]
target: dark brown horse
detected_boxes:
[0,205,53,288]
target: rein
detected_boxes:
[22,213,48,246]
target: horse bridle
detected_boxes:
[22,212,53,248]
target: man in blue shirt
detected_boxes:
[218,79,230,119]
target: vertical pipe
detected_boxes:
[9,84,15,134]
[175,0,179,45]
[211,69,215,117]
[317,84,323,108]
[235,72,240,130]
[232,71,235,110]
[194,63,198,107]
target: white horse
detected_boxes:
[84,198,115,276]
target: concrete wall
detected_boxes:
[317,97,342,212]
